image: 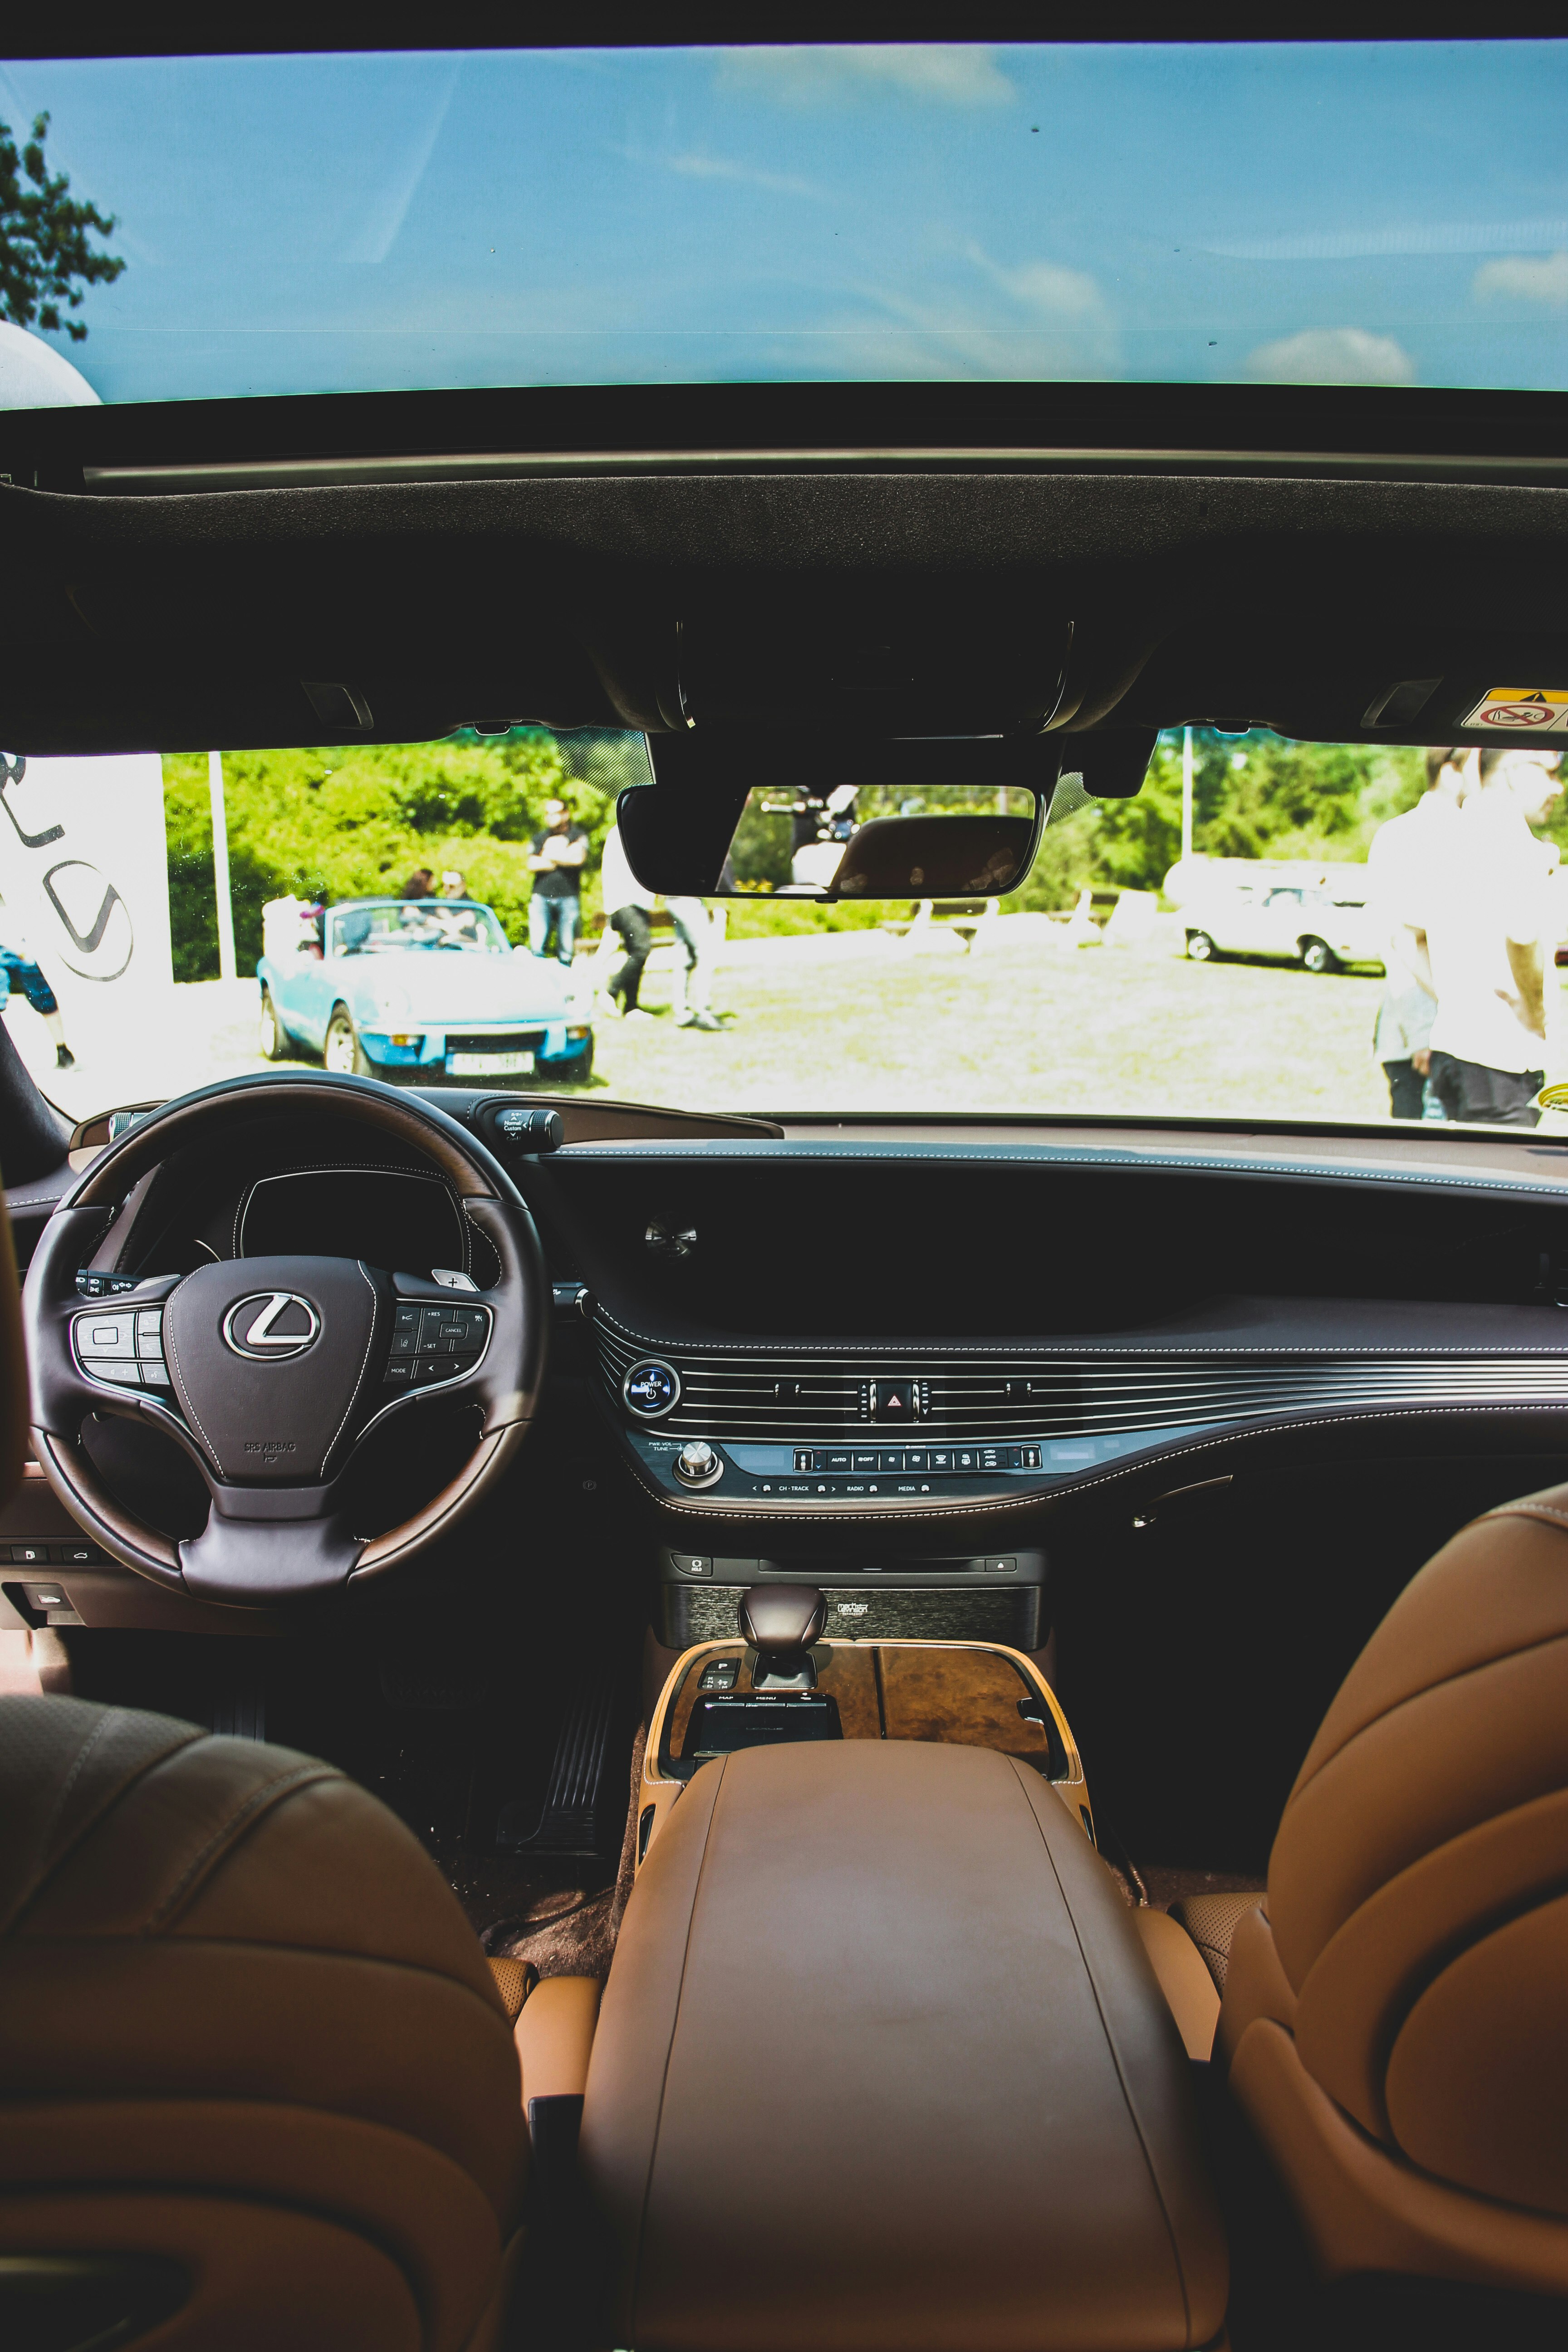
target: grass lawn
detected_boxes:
[20,932,1564,1132]
[580,933,1407,1120]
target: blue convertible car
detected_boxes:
[256,896,594,1085]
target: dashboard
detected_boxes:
[7,1091,1568,1651]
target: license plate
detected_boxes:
[448,1049,535,1075]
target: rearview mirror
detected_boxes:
[620,735,1058,902]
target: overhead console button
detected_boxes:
[624,1359,681,1419]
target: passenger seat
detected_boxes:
[1166,1478,1568,2302]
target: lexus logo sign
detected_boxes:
[222,1292,322,1361]
[41,859,135,982]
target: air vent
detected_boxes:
[597,1322,1568,1444]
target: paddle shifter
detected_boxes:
[738,1583,828,1687]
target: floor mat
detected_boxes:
[488,1724,644,1979]
[49,1624,640,1952]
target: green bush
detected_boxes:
[164,733,618,981]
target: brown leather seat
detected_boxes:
[1188,1478,1568,2301]
[0,1693,530,2352]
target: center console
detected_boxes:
[582,1706,1228,2352]
[657,1541,1048,1649]
[637,1581,1093,1875]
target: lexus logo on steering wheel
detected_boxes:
[222,1291,322,1361]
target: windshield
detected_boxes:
[3,40,1567,404]
[328,900,510,955]
[3,727,1566,1134]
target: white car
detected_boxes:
[1182,878,1384,975]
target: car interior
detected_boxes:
[3,13,1568,2352]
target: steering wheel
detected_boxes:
[21,1072,548,1606]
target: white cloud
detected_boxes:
[1473,251,1568,306]
[965,245,1107,323]
[718,45,1014,108]
[1245,326,1415,386]
[664,152,823,200]
[813,249,1117,383]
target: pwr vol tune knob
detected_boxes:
[673,1440,723,1490]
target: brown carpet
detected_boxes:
[492,1724,645,1980]
[1104,1857,1265,1911]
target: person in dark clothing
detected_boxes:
[593,822,657,1018]
[528,796,589,965]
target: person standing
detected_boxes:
[666,895,726,1030]
[1365,747,1470,1118]
[0,892,74,1069]
[1420,746,1564,1127]
[527,796,588,966]
[594,822,657,1019]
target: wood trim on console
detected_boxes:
[639,1635,1093,1872]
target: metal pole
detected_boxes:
[208,750,237,982]
[1181,726,1195,865]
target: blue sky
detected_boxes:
[3,40,1567,404]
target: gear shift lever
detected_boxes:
[738,1584,827,1685]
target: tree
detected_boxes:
[1006,730,1423,911]
[0,112,124,342]
[163,736,607,982]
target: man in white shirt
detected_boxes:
[1420,747,1564,1127]
[1365,748,1470,1117]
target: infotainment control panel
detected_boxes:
[623,1424,1206,1504]
[603,1336,1217,1510]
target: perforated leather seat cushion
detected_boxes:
[1170,1892,1265,1993]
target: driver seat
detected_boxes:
[0,1692,531,2352]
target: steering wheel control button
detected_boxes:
[384,1302,491,1386]
[79,1314,136,1357]
[673,1440,723,1489]
[624,1359,681,1419]
[221,1290,322,1362]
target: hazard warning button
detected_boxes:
[871,1377,924,1421]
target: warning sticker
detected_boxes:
[1463,688,1568,733]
